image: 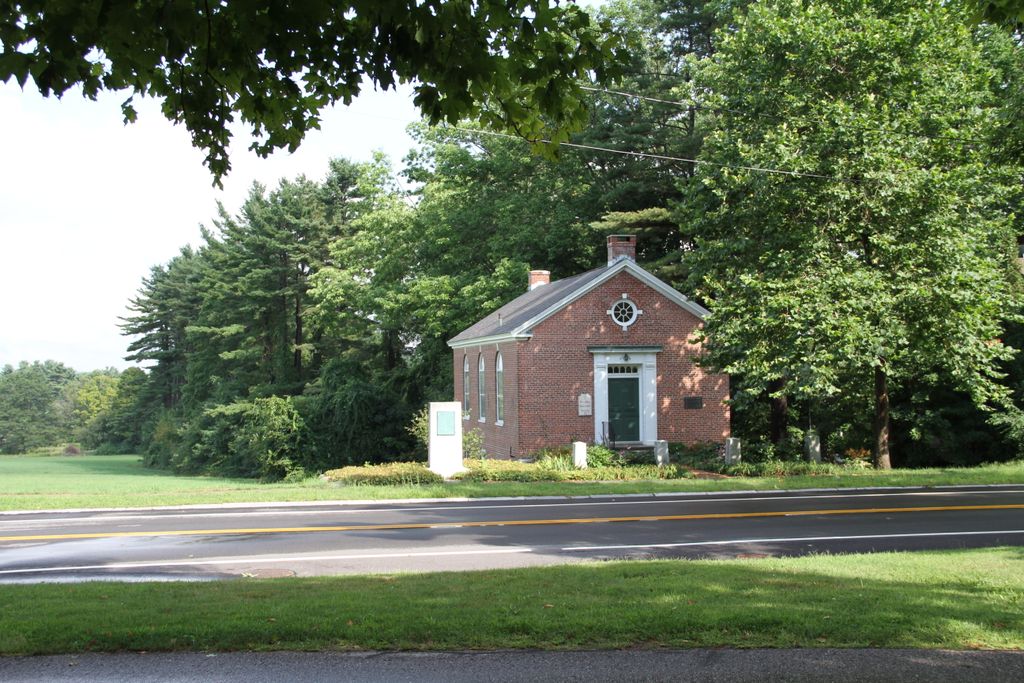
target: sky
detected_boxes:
[0,81,420,372]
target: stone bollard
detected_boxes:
[805,430,821,464]
[572,441,588,469]
[724,437,741,464]
[654,440,670,467]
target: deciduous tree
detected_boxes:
[685,0,1022,468]
[0,1,627,183]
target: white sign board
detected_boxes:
[577,393,593,416]
[428,401,466,478]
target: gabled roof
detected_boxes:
[448,258,709,348]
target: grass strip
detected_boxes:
[1,455,1023,512]
[0,548,1022,655]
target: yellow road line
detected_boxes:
[2,503,1023,543]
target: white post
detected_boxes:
[654,440,669,467]
[428,401,466,478]
[805,430,821,463]
[724,438,741,464]
[572,441,588,469]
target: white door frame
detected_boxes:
[591,348,658,445]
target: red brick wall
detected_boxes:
[452,341,519,459]
[516,270,730,453]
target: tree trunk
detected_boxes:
[768,377,789,445]
[873,362,892,470]
[294,293,303,378]
[384,329,399,371]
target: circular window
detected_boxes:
[611,300,636,325]
[608,298,640,330]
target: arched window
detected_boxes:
[495,352,504,424]
[462,355,470,416]
[477,354,486,421]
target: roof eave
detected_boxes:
[447,332,533,349]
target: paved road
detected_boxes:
[2,649,1023,683]
[1,485,1022,582]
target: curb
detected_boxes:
[1,483,1021,517]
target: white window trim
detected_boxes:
[462,355,470,419]
[477,354,486,422]
[495,351,505,426]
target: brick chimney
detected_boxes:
[529,270,550,291]
[607,234,637,266]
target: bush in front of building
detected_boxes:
[563,464,692,480]
[722,461,846,477]
[455,457,694,482]
[458,458,566,482]
[323,462,443,486]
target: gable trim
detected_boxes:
[448,332,532,349]
[510,260,707,337]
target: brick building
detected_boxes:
[448,235,731,458]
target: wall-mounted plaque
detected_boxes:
[578,393,593,416]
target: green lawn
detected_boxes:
[1,454,1023,511]
[0,548,1020,655]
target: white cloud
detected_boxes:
[0,82,419,372]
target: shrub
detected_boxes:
[536,452,576,472]
[670,441,722,465]
[463,427,487,459]
[723,461,757,477]
[323,462,443,486]
[742,440,779,464]
[172,398,309,480]
[531,446,570,461]
[562,464,692,481]
[406,405,430,457]
[305,361,415,468]
[585,444,624,467]
[532,444,626,469]
[722,460,845,477]
[231,396,308,481]
[62,444,81,455]
[456,458,694,482]
[144,412,181,469]
[174,404,242,474]
[22,445,70,456]
[843,448,873,467]
[456,458,565,482]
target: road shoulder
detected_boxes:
[1,649,1022,683]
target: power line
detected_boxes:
[580,85,697,109]
[447,125,838,180]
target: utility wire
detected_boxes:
[448,125,838,180]
[580,85,696,109]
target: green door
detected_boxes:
[608,377,640,442]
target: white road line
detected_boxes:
[561,529,1024,552]
[0,548,537,575]
[1,529,1022,576]
[5,489,1022,528]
